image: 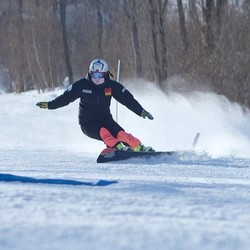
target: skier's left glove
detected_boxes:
[36,102,49,109]
[141,110,154,120]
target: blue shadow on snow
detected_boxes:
[0,174,118,187]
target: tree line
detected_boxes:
[0,0,249,107]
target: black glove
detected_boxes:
[141,110,154,120]
[36,102,49,109]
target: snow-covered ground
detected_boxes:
[0,81,250,250]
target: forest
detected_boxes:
[0,0,249,107]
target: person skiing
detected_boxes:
[36,59,154,151]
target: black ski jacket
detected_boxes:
[48,78,144,125]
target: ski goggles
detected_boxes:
[90,72,105,79]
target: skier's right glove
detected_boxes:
[141,110,154,120]
[36,102,49,109]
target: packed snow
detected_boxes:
[0,80,250,250]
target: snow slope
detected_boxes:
[0,81,250,250]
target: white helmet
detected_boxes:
[89,59,108,77]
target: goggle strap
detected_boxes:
[108,71,114,78]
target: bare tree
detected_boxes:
[16,0,25,92]
[188,0,215,53]
[96,0,104,57]
[29,1,61,91]
[59,0,74,84]
[124,0,143,77]
[177,0,188,53]
[148,0,168,88]
[216,0,227,36]
[32,27,49,90]
[87,0,104,57]
[203,0,215,53]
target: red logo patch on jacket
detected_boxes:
[105,88,112,96]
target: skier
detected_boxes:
[36,59,154,151]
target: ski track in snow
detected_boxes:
[0,86,250,250]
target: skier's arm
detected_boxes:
[36,81,82,110]
[112,82,154,120]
